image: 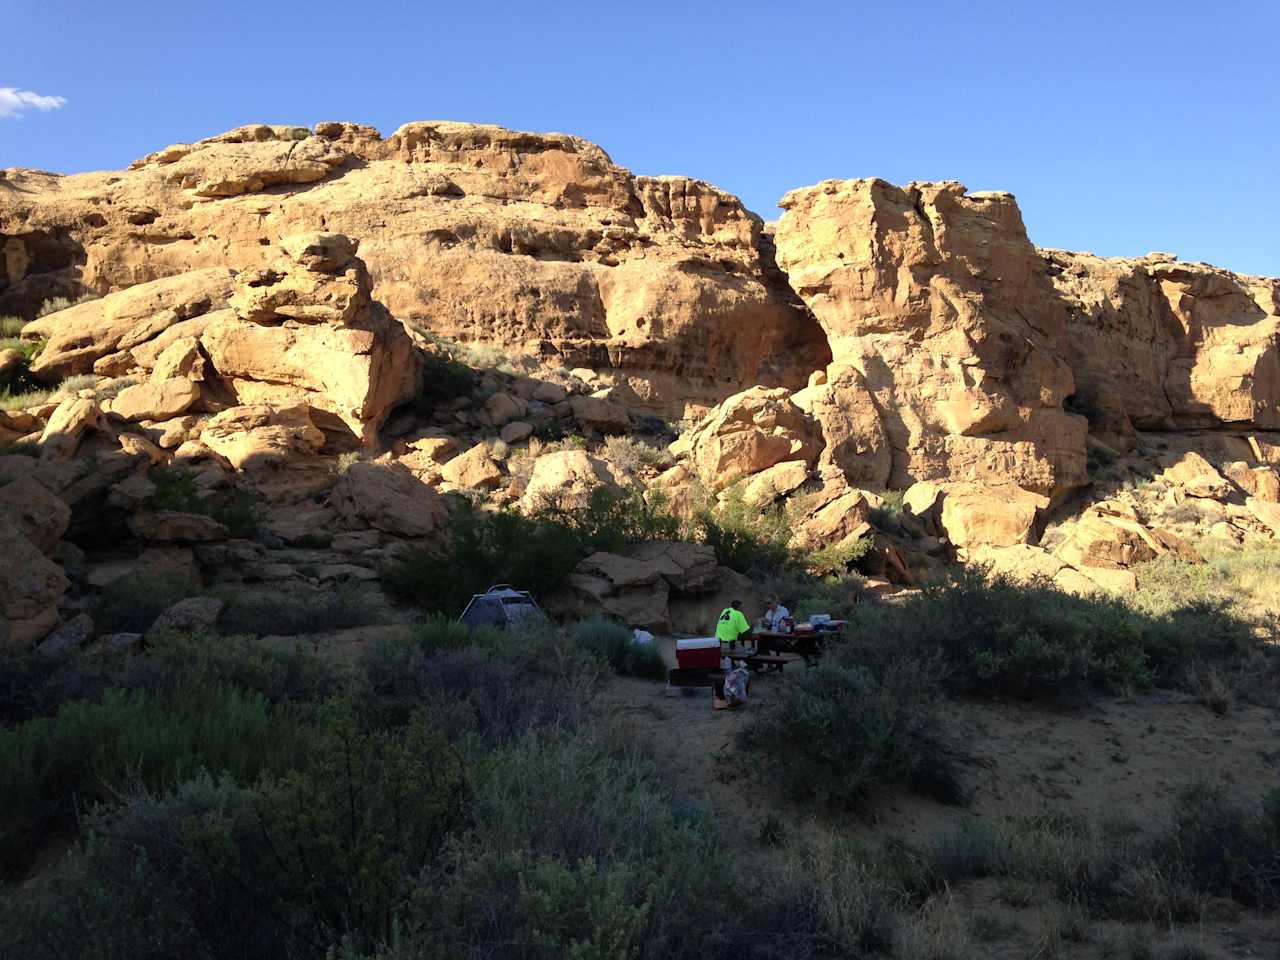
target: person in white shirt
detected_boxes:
[760,593,791,632]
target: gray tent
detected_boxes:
[457,584,546,629]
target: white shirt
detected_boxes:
[761,605,790,630]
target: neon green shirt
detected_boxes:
[715,607,750,643]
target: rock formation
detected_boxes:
[2,121,829,418]
[774,178,1088,506]
[4,117,1280,642]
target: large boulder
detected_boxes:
[200,403,325,470]
[0,514,69,647]
[938,483,1046,549]
[520,449,623,512]
[439,443,504,491]
[1158,451,1234,501]
[330,461,444,537]
[682,386,820,489]
[200,234,419,444]
[621,541,718,594]
[23,269,235,381]
[1054,503,1201,570]
[128,511,229,543]
[39,397,106,461]
[547,551,670,631]
[0,474,70,554]
[107,377,201,422]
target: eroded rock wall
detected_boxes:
[1,121,829,415]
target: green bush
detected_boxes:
[1,703,468,960]
[388,500,584,615]
[217,584,383,636]
[401,731,734,960]
[0,680,310,882]
[574,618,666,680]
[145,466,264,538]
[842,569,1255,700]
[145,633,342,705]
[93,572,206,633]
[360,624,601,741]
[742,657,962,808]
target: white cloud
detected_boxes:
[0,87,68,120]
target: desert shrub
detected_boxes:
[541,485,684,552]
[145,466,263,537]
[401,730,735,960]
[0,679,310,882]
[574,617,666,679]
[0,315,24,337]
[92,374,138,400]
[1,703,468,960]
[388,500,584,615]
[51,372,99,397]
[360,624,601,740]
[870,488,907,526]
[144,633,342,705]
[842,569,1254,699]
[601,434,669,473]
[695,485,794,574]
[0,649,115,725]
[389,489,681,616]
[93,572,206,633]
[0,387,51,411]
[217,584,383,636]
[37,292,99,317]
[411,335,478,410]
[742,657,962,808]
[1154,781,1280,908]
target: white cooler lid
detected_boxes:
[676,638,721,650]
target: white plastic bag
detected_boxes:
[632,629,655,646]
[723,667,750,705]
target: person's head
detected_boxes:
[765,593,780,611]
[731,599,743,610]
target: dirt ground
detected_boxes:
[605,639,1280,959]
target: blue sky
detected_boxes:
[3,0,1277,275]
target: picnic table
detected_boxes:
[749,621,845,664]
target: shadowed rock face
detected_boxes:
[1,120,830,414]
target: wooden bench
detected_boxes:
[743,654,791,674]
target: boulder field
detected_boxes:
[2,119,1279,646]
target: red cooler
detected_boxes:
[676,638,721,670]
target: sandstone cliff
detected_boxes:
[4,118,1280,647]
[1,121,829,417]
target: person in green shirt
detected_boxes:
[715,600,752,650]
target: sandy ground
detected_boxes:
[605,638,1280,958]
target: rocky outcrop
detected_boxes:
[1043,250,1280,441]
[199,403,326,469]
[0,490,71,646]
[200,233,418,443]
[775,179,1088,506]
[3,121,828,415]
